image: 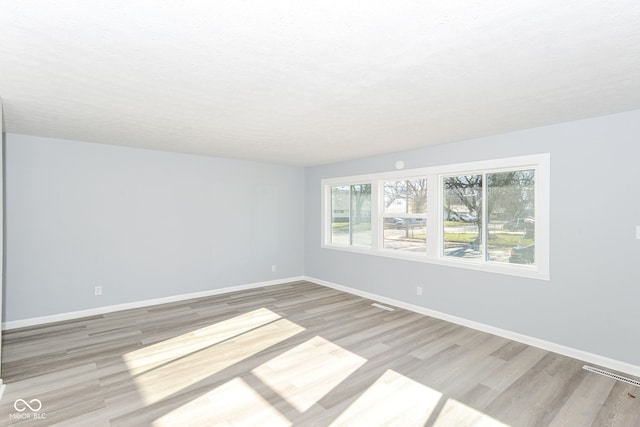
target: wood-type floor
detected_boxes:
[1,281,639,426]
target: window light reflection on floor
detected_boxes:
[123,308,305,405]
[152,377,291,427]
[331,369,442,426]
[433,398,510,427]
[125,308,511,426]
[124,308,281,374]
[252,336,367,412]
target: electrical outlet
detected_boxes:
[272,265,277,272]
[416,286,423,296]
[95,286,102,296]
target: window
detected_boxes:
[321,154,549,280]
[383,179,427,252]
[443,169,536,264]
[330,183,371,247]
[443,175,482,259]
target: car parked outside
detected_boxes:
[384,217,402,225]
[459,213,477,222]
[393,218,426,229]
[503,217,534,231]
[445,212,461,221]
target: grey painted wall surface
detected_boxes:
[5,134,305,321]
[305,110,640,366]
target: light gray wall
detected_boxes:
[5,134,305,321]
[305,110,640,366]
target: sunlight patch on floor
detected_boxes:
[433,398,510,427]
[152,377,291,427]
[125,310,305,405]
[252,336,367,412]
[124,307,282,375]
[330,369,442,426]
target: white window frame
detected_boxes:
[324,181,375,248]
[321,153,550,280]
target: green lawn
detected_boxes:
[489,233,534,246]
[444,233,478,244]
[444,221,466,227]
[444,232,533,246]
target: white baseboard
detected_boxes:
[3,276,305,330]
[304,276,640,379]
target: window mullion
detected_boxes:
[482,173,488,261]
[427,175,439,258]
[348,185,353,245]
[323,185,330,245]
[371,181,381,250]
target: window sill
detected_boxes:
[321,244,549,281]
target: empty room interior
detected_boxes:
[1,1,640,426]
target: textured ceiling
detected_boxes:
[1,1,639,166]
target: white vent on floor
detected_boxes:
[372,303,394,311]
[583,365,640,388]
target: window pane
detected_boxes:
[407,179,428,214]
[384,179,427,214]
[350,184,371,247]
[383,217,426,252]
[384,181,406,213]
[443,175,483,259]
[331,185,350,245]
[383,178,427,252]
[487,170,535,264]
